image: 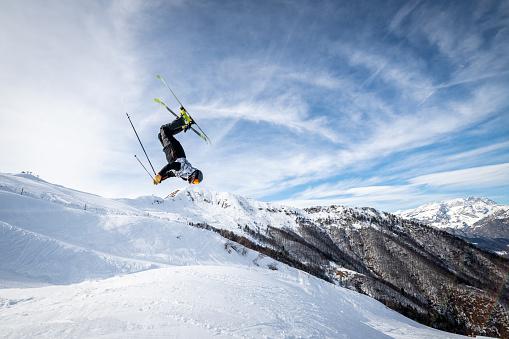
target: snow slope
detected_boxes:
[0,173,470,338]
[1,265,467,339]
[0,173,260,284]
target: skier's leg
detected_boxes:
[160,125,187,163]
[159,117,185,147]
[162,117,186,136]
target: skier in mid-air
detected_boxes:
[153,110,203,185]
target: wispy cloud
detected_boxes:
[278,163,509,211]
[1,0,508,211]
[388,0,422,33]
[409,163,509,189]
[0,1,152,196]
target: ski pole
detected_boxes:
[134,155,154,180]
[126,113,156,176]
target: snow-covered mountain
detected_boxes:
[395,197,509,256]
[395,197,505,230]
[1,172,507,337]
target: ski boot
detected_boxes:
[180,106,194,132]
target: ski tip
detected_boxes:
[154,98,162,104]
[203,136,212,146]
[156,74,162,79]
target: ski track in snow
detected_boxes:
[0,173,470,338]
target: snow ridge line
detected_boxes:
[0,183,174,222]
[0,220,162,271]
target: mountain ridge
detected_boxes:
[395,196,504,229]
[148,187,509,336]
[1,173,508,337]
[395,196,509,257]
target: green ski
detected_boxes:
[155,75,211,145]
[154,98,211,145]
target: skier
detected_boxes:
[153,110,204,185]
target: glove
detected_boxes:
[153,174,162,185]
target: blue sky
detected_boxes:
[1,0,508,212]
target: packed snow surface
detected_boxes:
[1,265,467,339]
[0,173,468,338]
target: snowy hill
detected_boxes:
[395,197,509,257]
[0,172,505,337]
[0,173,270,285]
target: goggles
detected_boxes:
[188,170,202,184]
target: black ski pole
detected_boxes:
[134,155,154,180]
[126,113,157,176]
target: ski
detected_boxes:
[155,75,211,145]
[156,75,184,108]
[154,98,211,145]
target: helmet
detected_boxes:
[189,170,203,184]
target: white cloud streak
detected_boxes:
[278,163,509,211]
[1,0,507,211]
[0,1,151,196]
[409,163,509,189]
